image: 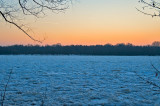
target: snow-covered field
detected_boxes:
[0,55,160,105]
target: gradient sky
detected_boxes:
[0,0,160,46]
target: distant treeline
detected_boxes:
[0,43,160,55]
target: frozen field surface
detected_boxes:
[0,55,160,105]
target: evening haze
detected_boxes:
[0,0,160,46]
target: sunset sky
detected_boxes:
[0,0,160,46]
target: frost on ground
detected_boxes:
[0,55,160,105]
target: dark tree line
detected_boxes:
[0,43,160,55]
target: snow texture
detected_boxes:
[0,55,160,105]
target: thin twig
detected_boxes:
[40,86,48,106]
[0,0,71,43]
[134,71,160,89]
[1,69,13,106]
[0,11,42,43]
[151,62,160,73]
[137,0,160,17]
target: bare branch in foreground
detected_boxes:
[137,0,160,17]
[134,71,160,89]
[0,0,71,43]
[1,69,13,106]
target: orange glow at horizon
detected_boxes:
[0,0,160,46]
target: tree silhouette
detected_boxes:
[152,41,160,46]
[0,0,70,43]
[137,0,160,17]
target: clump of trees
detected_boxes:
[0,42,160,55]
[152,41,160,47]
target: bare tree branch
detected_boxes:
[1,69,13,106]
[0,0,71,43]
[134,71,160,89]
[137,0,160,17]
[0,10,43,43]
